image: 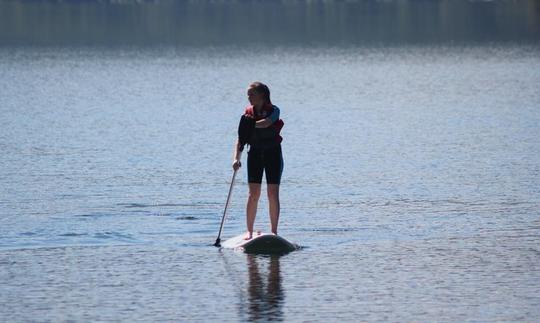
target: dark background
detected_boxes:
[1,0,539,47]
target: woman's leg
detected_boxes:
[246,183,261,239]
[264,145,283,235]
[267,184,280,235]
[246,148,263,240]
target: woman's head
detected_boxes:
[247,81,271,107]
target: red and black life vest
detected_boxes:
[239,104,284,149]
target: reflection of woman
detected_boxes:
[232,82,284,240]
[246,255,284,321]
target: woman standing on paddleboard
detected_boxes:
[232,82,284,240]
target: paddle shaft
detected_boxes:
[214,168,238,247]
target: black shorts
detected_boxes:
[247,145,283,184]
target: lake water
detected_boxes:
[1,1,540,322]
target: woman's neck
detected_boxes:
[254,103,264,113]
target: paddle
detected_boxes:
[214,168,238,247]
[214,114,251,247]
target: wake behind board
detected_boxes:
[222,233,297,254]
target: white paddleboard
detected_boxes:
[222,233,297,254]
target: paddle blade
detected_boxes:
[213,238,221,247]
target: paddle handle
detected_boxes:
[214,168,238,247]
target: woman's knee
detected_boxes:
[267,184,280,200]
[248,185,261,201]
[248,192,261,202]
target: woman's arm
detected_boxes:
[255,118,272,128]
[232,139,242,170]
[255,106,280,128]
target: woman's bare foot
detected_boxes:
[244,231,253,240]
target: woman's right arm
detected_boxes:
[255,106,280,128]
[232,139,242,170]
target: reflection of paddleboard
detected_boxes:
[222,233,297,254]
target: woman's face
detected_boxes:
[247,88,264,107]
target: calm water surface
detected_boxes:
[1,43,539,321]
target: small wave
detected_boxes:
[75,213,109,218]
[93,232,136,241]
[298,227,362,233]
[176,216,198,220]
[151,213,174,217]
[20,232,38,236]
[118,202,220,209]
[58,233,88,237]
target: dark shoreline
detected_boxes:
[1,0,538,47]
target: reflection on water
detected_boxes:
[246,254,284,322]
[221,252,285,322]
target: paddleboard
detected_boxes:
[222,233,297,254]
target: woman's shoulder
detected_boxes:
[270,104,280,115]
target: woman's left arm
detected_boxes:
[255,107,280,128]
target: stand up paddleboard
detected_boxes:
[222,233,297,254]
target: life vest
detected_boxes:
[244,104,284,148]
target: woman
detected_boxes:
[232,82,284,240]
